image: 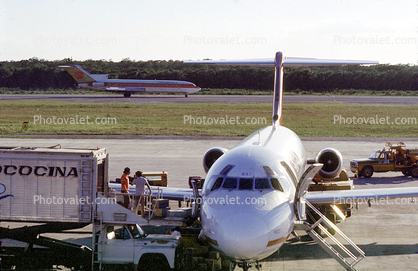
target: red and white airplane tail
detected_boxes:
[58,65,98,84]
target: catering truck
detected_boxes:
[0,145,184,270]
[0,145,108,223]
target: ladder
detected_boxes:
[80,160,93,221]
[92,211,103,270]
[299,200,366,271]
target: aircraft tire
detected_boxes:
[361,166,374,178]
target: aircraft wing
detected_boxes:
[108,183,198,201]
[306,187,418,204]
[157,186,418,204]
[185,57,378,67]
[151,186,198,201]
[108,182,418,204]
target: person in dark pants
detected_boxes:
[121,167,131,209]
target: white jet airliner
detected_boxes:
[58,65,200,97]
[110,52,418,270]
[184,53,418,270]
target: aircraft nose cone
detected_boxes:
[217,212,269,260]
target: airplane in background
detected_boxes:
[58,65,200,97]
[110,52,418,271]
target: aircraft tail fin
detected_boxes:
[273,52,284,125]
[186,53,378,126]
[58,65,96,83]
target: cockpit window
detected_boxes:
[270,178,284,192]
[239,178,253,190]
[222,178,237,189]
[207,176,279,192]
[255,178,271,189]
[211,177,224,191]
[262,166,276,176]
[220,164,235,175]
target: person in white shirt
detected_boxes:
[133,171,152,217]
[170,226,181,237]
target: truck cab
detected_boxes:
[100,224,183,270]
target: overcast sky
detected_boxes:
[1,0,417,64]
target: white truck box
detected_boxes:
[0,146,108,223]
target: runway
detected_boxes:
[2,94,418,105]
[1,137,418,270]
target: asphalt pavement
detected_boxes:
[1,138,418,270]
[1,94,418,270]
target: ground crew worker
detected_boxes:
[133,171,152,217]
[121,167,131,209]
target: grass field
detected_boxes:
[1,101,417,137]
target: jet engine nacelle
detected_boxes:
[314,148,343,179]
[203,147,228,173]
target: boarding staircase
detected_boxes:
[296,200,365,271]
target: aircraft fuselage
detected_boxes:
[80,78,200,94]
[201,125,306,262]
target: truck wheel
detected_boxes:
[402,168,412,176]
[361,166,374,178]
[411,166,418,178]
[138,254,170,271]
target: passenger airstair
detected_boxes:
[294,164,365,270]
[296,200,365,271]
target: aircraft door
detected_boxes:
[294,164,323,220]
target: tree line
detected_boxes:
[0,58,417,92]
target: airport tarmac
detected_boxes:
[1,137,418,270]
[2,94,418,105]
